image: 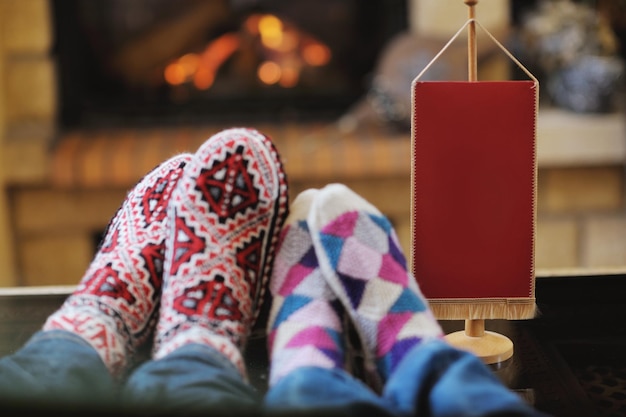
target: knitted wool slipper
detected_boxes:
[43,153,192,376]
[308,183,444,384]
[153,128,289,377]
[266,189,346,386]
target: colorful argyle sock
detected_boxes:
[309,183,444,383]
[43,153,192,376]
[153,128,289,377]
[267,189,346,386]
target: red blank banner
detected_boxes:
[411,81,537,300]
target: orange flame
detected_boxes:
[303,42,331,67]
[258,61,282,85]
[165,13,332,90]
[164,33,240,90]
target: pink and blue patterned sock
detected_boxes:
[309,183,444,383]
[267,189,346,386]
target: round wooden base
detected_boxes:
[445,330,514,364]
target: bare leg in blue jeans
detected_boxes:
[264,184,549,417]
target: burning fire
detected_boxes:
[164,13,331,90]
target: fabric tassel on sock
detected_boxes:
[44,154,192,376]
[308,183,444,383]
[267,189,346,386]
[153,128,289,377]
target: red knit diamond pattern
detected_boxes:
[43,154,192,375]
[154,128,289,377]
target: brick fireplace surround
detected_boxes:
[1,0,626,287]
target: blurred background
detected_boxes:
[1,0,626,286]
[51,0,406,127]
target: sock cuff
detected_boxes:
[153,325,247,378]
[43,306,128,375]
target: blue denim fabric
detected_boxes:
[123,343,260,414]
[0,330,116,409]
[264,339,547,417]
[0,331,547,416]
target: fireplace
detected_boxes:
[51,0,407,128]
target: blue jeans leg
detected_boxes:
[383,340,547,417]
[122,343,260,414]
[265,340,546,417]
[264,366,393,416]
[0,330,116,408]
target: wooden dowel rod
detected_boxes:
[462,0,482,342]
[465,0,478,81]
[464,319,485,337]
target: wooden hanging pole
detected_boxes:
[442,1,514,364]
[463,0,483,340]
[465,318,485,337]
[465,0,478,81]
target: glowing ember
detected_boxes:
[164,63,186,86]
[258,61,282,85]
[279,63,299,88]
[303,43,331,67]
[258,14,284,49]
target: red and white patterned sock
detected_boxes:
[43,153,192,376]
[153,128,289,378]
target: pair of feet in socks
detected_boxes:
[43,127,443,389]
[44,128,289,377]
[267,185,443,389]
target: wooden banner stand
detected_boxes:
[410,0,538,365]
